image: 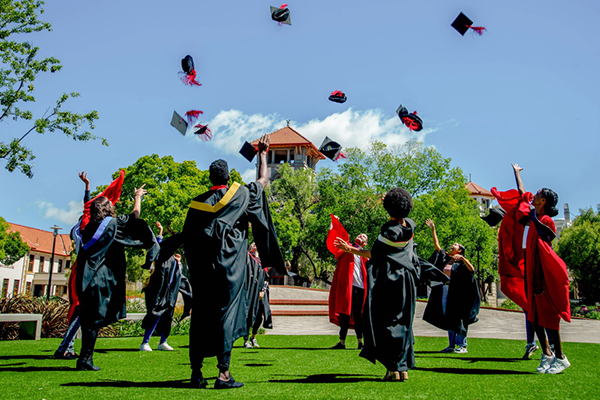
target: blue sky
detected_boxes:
[2,0,599,231]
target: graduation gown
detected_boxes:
[182,181,285,361]
[422,249,480,335]
[360,219,448,372]
[326,215,367,327]
[75,214,160,329]
[246,253,272,330]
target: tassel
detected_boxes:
[193,124,213,141]
[401,116,421,131]
[331,90,343,97]
[468,25,486,35]
[180,69,202,86]
[280,3,288,8]
[185,110,204,124]
[335,151,347,161]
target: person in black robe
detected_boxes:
[74,185,160,371]
[335,187,448,381]
[244,245,272,348]
[422,219,480,353]
[182,134,286,389]
[139,230,192,351]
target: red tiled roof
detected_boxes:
[465,181,494,198]
[7,223,72,256]
[251,126,326,160]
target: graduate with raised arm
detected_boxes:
[422,219,480,353]
[491,164,571,374]
[334,187,447,382]
[74,181,160,371]
[183,134,286,389]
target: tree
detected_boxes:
[0,0,103,178]
[556,206,600,303]
[0,216,29,265]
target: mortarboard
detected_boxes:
[481,207,506,227]
[180,55,202,86]
[170,111,188,136]
[396,105,423,132]
[328,90,347,104]
[318,137,346,161]
[451,12,486,36]
[193,123,212,141]
[271,4,291,25]
[239,141,258,162]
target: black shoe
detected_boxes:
[331,342,345,350]
[214,376,244,389]
[54,350,78,360]
[76,354,100,371]
[357,342,364,350]
[190,371,208,389]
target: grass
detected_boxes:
[0,335,598,399]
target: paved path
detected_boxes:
[267,286,600,344]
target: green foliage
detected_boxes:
[497,298,523,311]
[0,295,69,339]
[0,216,28,265]
[0,0,103,177]
[556,206,600,302]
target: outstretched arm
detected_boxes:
[453,254,475,272]
[334,237,371,259]
[512,163,525,195]
[425,218,442,253]
[79,171,91,202]
[256,134,271,188]
[132,184,146,219]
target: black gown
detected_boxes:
[75,214,160,329]
[422,249,480,336]
[182,181,285,367]
[360,219,448,372]
[246,253,272,330]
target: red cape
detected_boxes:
[68,171,125,320]
[326,215,367,327]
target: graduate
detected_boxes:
[422,219,480,354]
[334,187,447,381]
[73,183,160,371]
[244,244,272,349]
[491,164,571,374]
[182,134,286,389]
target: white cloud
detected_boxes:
[240,168,256,184]
[200,108,436,154]
[37,200,82,225]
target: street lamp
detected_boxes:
[47,225,62,301]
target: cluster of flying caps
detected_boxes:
[271,4,291,25]
[451,12,486,36]
[396,105,423,132]
[318,137,346,162]
[481,207,506,227]
[328,90,347,104]
[170,110,212,141]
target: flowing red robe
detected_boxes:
[326,215,367,327]
[491,188,570,330]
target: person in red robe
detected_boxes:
[326,215,368,350]
[492,163,571,374]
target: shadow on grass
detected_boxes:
[270,373,381,383]
[94,348,144,353]
[415,355,524,363]
[62,379,197,389]
[245,363,273,367]
[256,347,335,351]
[0,366,73,372]
[0,355,55,360]
[413,366,533,375]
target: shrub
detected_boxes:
[497,298,523,311]
[0,295,69,340]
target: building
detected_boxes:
[1,223,72,298]
[465,181,494,212]
[250,124,325,182]
[554,203,572,239]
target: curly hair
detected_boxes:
[540,188,559,217]
[209,159,229,186]
[90,196,116,222]
[383,187,413,219]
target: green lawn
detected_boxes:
[0,335,597,399]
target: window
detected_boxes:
[274,150,288,164]
[2,279,8,298]
[39,256,45,273]
[28,255,34,272]
[65,260,71,270]
[58,259,63,273]
[13,280,20,296]
[26,282,32,294]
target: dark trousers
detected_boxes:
[339,286,365,341]
[244,303,265,340]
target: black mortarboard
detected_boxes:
[170,111,188,136]
[328,90,347,104]
[451,12,486,36]
[193,123,212,141]
[396,105,423,132]
[239,141,258,162]
[271,4,291,25]
[318,136,345,161]
[481,207,506,227]
[180,55,201,86]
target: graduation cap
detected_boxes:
[396,105,423,132]
[271,4,291,25]
[239,141,258,162]
[193,123,212,141]
[318,137,346,161]
[451,12,486,36]
[170,111,188,136]
[180,55,202,86]
[481,207,506,227]
[184,110,204,125]
[328,90,347,104]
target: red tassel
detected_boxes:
[335,151,347,161]
[193,124,212,141]
[331,90,343,96]
[401,116,421,131]
[468,25,486,35]
[181,69,202,86]
[280,3,288,8]
[185,110,204,124]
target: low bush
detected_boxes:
[0,295,69,340]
